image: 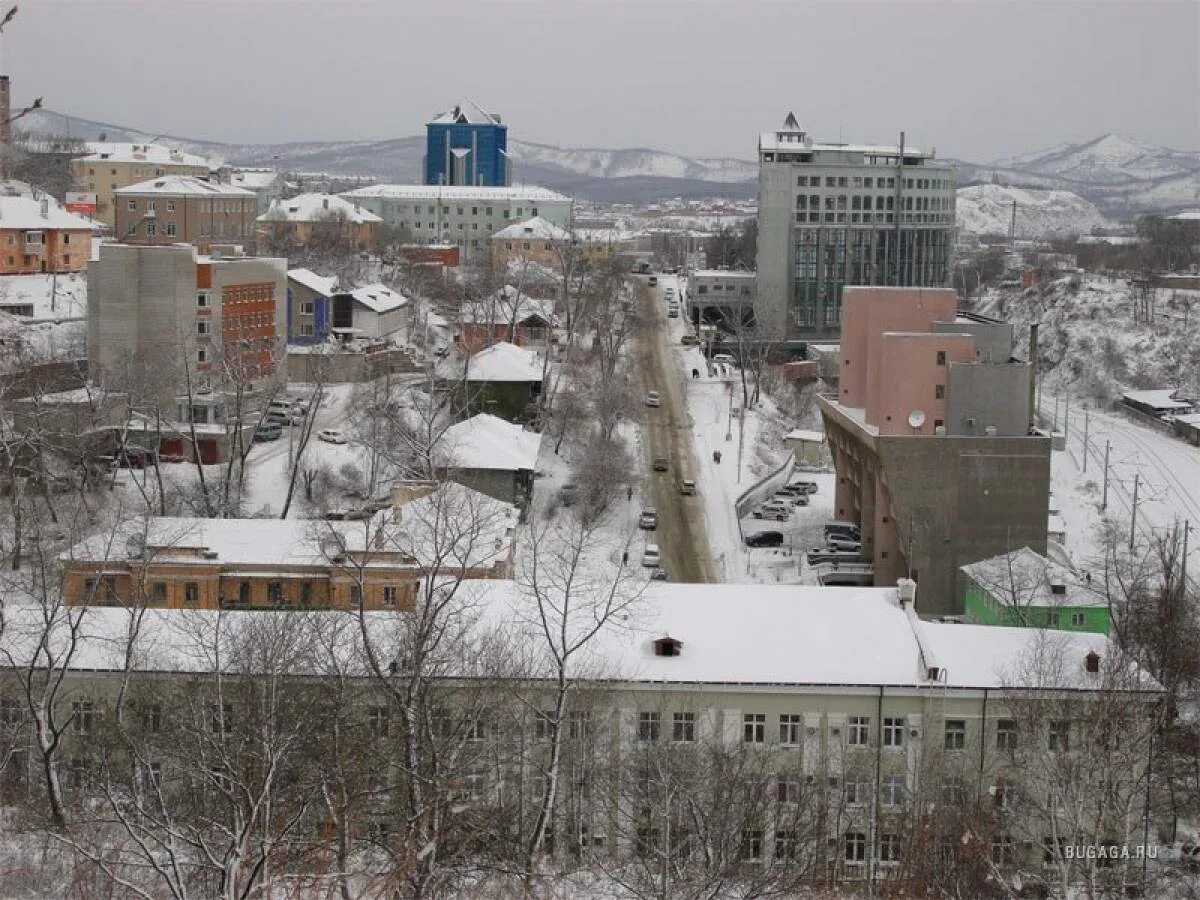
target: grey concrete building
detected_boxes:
[756,114,956,346]
[689,269,756,329]
[87,242,287,423]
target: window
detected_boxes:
[300,582,313,606]
[844,831,867,864]
[300,300,314,315]
[991,834,1014,865]
[209,703,232,736]
[777,778,801,804]
[568,711,591,739]
[672,711,695,742]
[462,771,486,802]
[382,586,398,607]
[844,780,868,806]
[743,713,765,744]
[72,700,95,735]
[127,199,136,211]
[196,320,209,336]
[1070,612,1086,627]
[196,291,209,309]
[882,717,905,747]
[638,711,660,742]
[742,828,764,862]
[63,233,71,245]
[141,703,162,734]
[996,719,1018,751]
[145,221,156,237]
[184,582,199,604]
[944,719,966,750]
[879,833,903,863]
[934,384,945,400]
[936,350,947,365]
[848,716,870,746]
[237,581,251,605]
[775,829,797,860]
[150,581,167,604]
[882,774,905,806]
[779,714,802,746]
[146,761,163,789]
[993,781,1016,811]
[268,581,284,604]
[534,710,553,741]
[166,200,175,212]
[466,716,488,742]
[1049,720,1069,752]
[350,585,363,607]
[941,777,965,806]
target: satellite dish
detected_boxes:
[907,409,927,429]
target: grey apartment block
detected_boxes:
[756,115,956,344]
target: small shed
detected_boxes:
[784,428,825,466]
[1172,413,1200,446]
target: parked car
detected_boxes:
[712,352,734,365]
[678,479,697,495]
[649,567,669,581]
[642,544,661,567]
[645,391,662,408]
[255,422,283,442]
[648,276,658,286]
[652,456,669,472]
[667,307,679,318]
[824,521,861,539]
[827,537,862,553]
[806,549,869,566]
[773,491,809,507]
[317,428,347,445]
[752,505,789,521]
[681,334,700,346]
[745,531,784,548]
[818,569,875,586]
[158,451,187,464]
[788,479,818,494]
[638,508,659,530]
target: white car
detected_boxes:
[317,428,347,445]
[645,391,662,408]
[642,543,661,567]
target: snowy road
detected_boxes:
[1038,395,1200,572]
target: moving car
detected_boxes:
[649,567,669,581]
[745,531,784,548]
[667,307,679,318]
[652,456,669,472]
[254,422,283,442]
[317,428,347,445]
[645,391,662,408]
[638,508,659,530]
[678,479,696,495]
[642,544,661,567]
[648,276,658,286]
[680,334,700,346]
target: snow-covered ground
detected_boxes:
[1037,394,1200,577]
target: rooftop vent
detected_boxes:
[202,550,219,560]
[653,635,683,658]
[1085,650,1100,673]
[897,578,917,608]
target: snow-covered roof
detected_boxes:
[492,215,571,242]
[227,169,280,190]
[0,273,88,319]
[961,547,1098,610]
[0,194,97,231]
[759,131,933,158]
[63,516,412,570]
[287,268,338,296]
[784,429,824,443]
[77,142,210,167]
[1123,389,1192,411]
[1167,210,1200,221]
[258,194,382,224]
[1,579,1147,693]
[429,100,502,126]
[391,482,517,571]
[438,413,542,471]
[344,283,407,314]
[115,176,254,197]
[460,286,554,326]
[342,184,570,203]
[690,269,756,280]
[458,341,543,383]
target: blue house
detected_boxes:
[425,100,510,187]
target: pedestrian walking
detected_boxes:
[622,549,629,566]
[626,485,633,501]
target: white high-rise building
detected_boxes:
[755,113,956,344]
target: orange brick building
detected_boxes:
[0,194,94,274]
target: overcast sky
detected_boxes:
[8,0,1198,162]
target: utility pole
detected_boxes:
[1182,520,1190,585]
[1102,440,1111,511]
[1063,395,1070,439]
[1053,395,1059,431]
[1129,473,1140,550]
[1082,410,1090,473]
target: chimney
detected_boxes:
[39,197,49,219]
[322,196,329,210]
[1028,323,1039,430]
[0,76,10,180]
[1085,650,1100,674]
[896,578,917,608]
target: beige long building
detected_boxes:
[72,142,212,227]
[114,176,258,252]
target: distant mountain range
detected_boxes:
[18,110,1198,216]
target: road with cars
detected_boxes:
[633,275,716,583]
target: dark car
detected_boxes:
[652,456,669,472]
[116,446,156,469]
[745,531,785,548]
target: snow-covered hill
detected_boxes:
[956,184,1110,237]
[507,140,755,183]
[993,133,1200,185]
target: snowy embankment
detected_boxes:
[955,183,1110,238]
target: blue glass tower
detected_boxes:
[424,101,509,187]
